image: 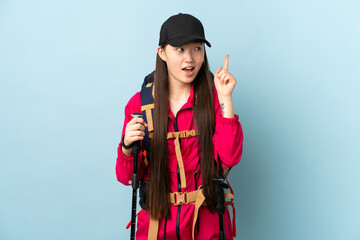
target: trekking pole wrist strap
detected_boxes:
[122,135,134,150]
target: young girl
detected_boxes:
[116,13,243,240]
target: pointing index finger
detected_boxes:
[223,55,229,71]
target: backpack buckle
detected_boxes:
[174,192,187,205]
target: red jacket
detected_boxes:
[116,85,243,239]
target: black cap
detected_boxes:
[159,13,211,47]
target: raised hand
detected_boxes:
[214,55,237,97]
[214,55,236,118]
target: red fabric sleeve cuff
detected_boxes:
[118,143,134,169]
[217,114,239,125]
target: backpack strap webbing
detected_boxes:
[140,71,155,162]
[166,130,199,189]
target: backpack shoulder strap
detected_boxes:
[140,71,155,158]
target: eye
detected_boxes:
[195,46,202,51]
[176,48,184,52]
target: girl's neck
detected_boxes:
[168,77,192,102]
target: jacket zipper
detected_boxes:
[174,115,182,240]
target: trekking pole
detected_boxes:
[214,155,229,240]
[213,177,226,240]
[130,112,142,240]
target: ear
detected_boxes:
[157,46,167,62]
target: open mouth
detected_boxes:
[182,66,194,71]
[182,66,195,76]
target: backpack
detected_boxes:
[138,71,237,237]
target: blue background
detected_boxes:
[1,0,359,239]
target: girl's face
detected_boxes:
[158,41,205,86]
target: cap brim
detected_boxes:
[167,34,211,47]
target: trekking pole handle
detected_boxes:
[131,112,142,155]
[131,112,142,190]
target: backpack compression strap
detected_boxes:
[145,130,200,189]
[166,130,199,189]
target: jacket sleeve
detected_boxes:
[115,92,147,185]
[212,88,244,169]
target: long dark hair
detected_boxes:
[146,44,217,219]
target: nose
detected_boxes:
[184,49,194,63]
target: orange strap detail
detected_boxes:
[142,150,148,168]
[148,216,159,240]
[224,168,229,177]
[169,189,202,206]
[147,189,205,240]
[125,209,143,229]
[166,130,199,189]
[152,84,154,98]
[166,129,198,139]
[174,136,186,188]
[141,103,154,111]
[141,104,154,132]
[146,187,235,239]
[146,109,154,132]
[192,189,206,240]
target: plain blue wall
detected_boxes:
[1,0,359,239]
